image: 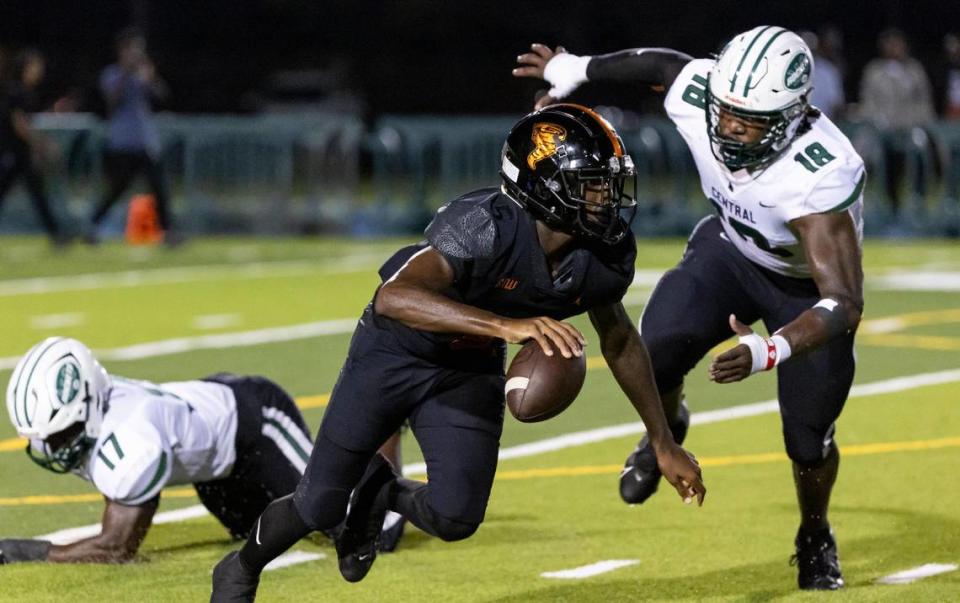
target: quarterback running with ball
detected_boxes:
[515,26,865,590]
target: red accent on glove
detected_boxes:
[764,338,777,371]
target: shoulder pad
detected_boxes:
[803,156,866,215]
[425,191,501,259]
[90,426,170,506]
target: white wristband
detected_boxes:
[542,53,591,100]
[738,333,792,374]
[770,334,792,365]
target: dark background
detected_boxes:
[1,0,957,117]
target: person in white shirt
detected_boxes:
[514,25,864,591]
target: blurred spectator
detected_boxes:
[941,33,960,120]
[0,49,68,246]
[86,29,178,245]
[859,28,936,214]
[801,27,846,120]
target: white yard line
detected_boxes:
[29,368,960,546]
[0,319,360,370]
[3,263,957,299]
[192,314,243,330]
[876,563,958,585]
[541,559,640,579]
[0,254,385,297]
[263,551,326,571]
[29,312,86,330]
[872,271,960,291]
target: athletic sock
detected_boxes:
[238,494,311,573]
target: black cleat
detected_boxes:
[210,551,259,603]
[791,527,845,590]
[335,453,398,582]
[378,511,405,553]
[619,400,690,504]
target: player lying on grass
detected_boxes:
[210,104,705,602]
[0,337,403,564]
[514,26,864,590]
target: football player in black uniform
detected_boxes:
[210,104,706,602]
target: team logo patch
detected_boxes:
[55,360,81,406]
[496,277,520,291]
[784,53,811,90]
[527,123,567,170]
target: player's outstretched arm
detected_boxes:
[375,247,584,358]
[0,497,156,564]
[589,302,705,505]
[709,212,863,383]
[513,43,693,109]
[46,497,158,563]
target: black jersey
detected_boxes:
[372,188,636,363]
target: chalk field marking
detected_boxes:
[0,253,386,297]
[192,314,242,330]
[876,563,958,585]
[30,368,960,544]
[541,559,639,579]
[263,550,326,572]
[29,313,86,330]
[0,318,360,370]
[872,271,960,291]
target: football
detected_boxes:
[505,340,587,422]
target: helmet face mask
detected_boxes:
[706,26,814,172]
[501,103,637,245]
[705,82,806,171]
[27,423,93,474]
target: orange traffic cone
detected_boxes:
[125,194,164,245]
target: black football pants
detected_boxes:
[292,311,505,533]
[640,215,856,465]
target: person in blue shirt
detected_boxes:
[87,29,177,245]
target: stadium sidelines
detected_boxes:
[31,366,960,546]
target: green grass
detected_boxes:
[0,236,958,601]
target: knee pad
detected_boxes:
[784,424,837,468]
[394,480,481,542]
[292,481,351,532]
[431,514,480,542]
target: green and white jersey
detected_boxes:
[75,378,238,506]
[664,59,865,278]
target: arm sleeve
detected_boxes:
[588,48,694,90]
[91,425,171,507]
[424,198,501,285]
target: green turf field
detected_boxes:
[0,236,958,601]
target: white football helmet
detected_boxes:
[706,26,815,170]
[6,337,111,472]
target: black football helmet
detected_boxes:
[500,103,637,245]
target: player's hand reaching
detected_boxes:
[499,316,585,359]
[709,314,790,383]
[512,43,586,110]
[708,315,755,383]
[654,441,706,506]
